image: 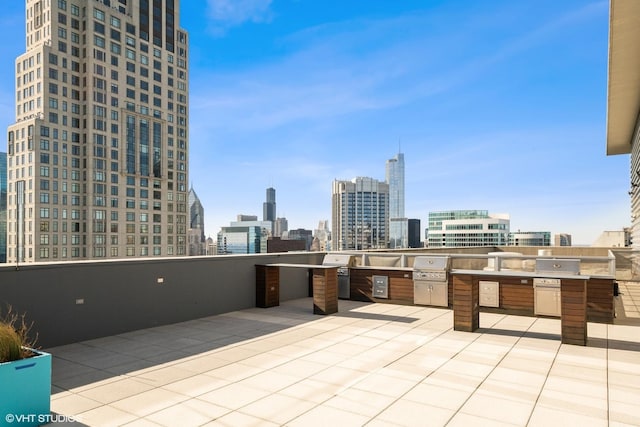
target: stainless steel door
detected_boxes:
[479,281,499,308]
[414,281,431,305]
[430,282,448,307]
[534,287,561,316]
[414,281,448,306]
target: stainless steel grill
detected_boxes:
[535,259,580,275]
[322,254,355,299]
[413,256,450,307]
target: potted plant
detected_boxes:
[0,307,51,427]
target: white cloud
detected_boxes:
[206,0,273,34]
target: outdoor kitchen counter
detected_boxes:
[255,264,339,315]
[450,269,616,324]
[449,270,617,346]
[349,267,414,303]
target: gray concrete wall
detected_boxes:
[0,252,324,347]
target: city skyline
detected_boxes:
[0,1,630,246]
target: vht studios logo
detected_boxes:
[5,413,81,424]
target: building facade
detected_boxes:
[554,233,572,246]
[216,226,263,255]
[222,217,272,254]
[408,218,421,248]
[274,217,287,238]
[286,228,313,250]
[427,210,510,248]
[314,219,331,251]
[0,152,7,263]
[332,177,389,251]
[389,218,408,249]
[508,231,551,246]
[607,0,640,276]
[386,152,407,248]
[592,229,631,247]
[6,0,189,262]
[267,237,305,253]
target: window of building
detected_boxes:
[94,35,105,48]
[94,9,105,22]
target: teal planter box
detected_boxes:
[0,350,51,427]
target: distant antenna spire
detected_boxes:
[398,137,402,153]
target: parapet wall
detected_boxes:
[0,252,324,347]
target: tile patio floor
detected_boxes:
[46,285,640,426]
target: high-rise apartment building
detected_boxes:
[332,177,389,251]
[0,152,7,263]
[427,210,510,247]
[6,0,189,262]
[386,152,407,248]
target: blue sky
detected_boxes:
[0,0,630,245]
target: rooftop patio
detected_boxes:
[47,282,640,427]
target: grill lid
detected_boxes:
[413,256,450,271]
[535,258,580,275]
[322,254,355,267]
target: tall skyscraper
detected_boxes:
[386,152,407,248]
[332,177,389,251]
[188,186,204,238]
[0,152,7,263]
[6,1,189,262]
[188,186,205,255]
[263,187,275,234]
[386,152,404,219]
